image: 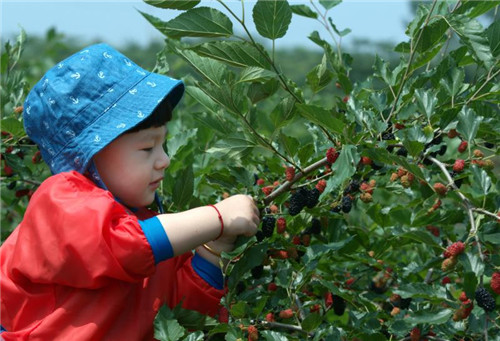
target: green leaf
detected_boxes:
[405,309,453,325]
[1,118,24,137]
[144,0,199,10]
[454,0,500,19]
[414,89,437,122]
[328,17,351,37]
[439,68,465,97]
[206,135,258,158]
[301,312,323,332]
[461,252,485,277]
[306,54,334,93]
[185,86,219,115]
[470,164,492,196]
[457,106,483,143]
[261,330,290,341]
[175,49,227,86]
[448,14,495,69]
[253,0,292,40]
[290,4,317,19]
[319,0,341,10]
[415,18,448,53]
[145,7,233,38]
[295,103,345,135]
[238,67,276,83]
[173,165,193,209]
[329,145,359,190]
[167,129,198,159]
[192,41,271,69]
[154,306,186,341]
[486,18,500,57]
[394,283,448,300]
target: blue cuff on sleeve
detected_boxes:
[139,216,173,264]
[192,253,224,290]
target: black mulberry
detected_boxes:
[332,295,346,316]
[341,196,352,213]
[261,216,275,238]
[289,187,308,216]
[306,188,320,208]
[475,287,496,312]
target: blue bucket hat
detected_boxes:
[23,43,184,177]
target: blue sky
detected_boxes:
[1,1,413,50]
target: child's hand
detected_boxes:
[214,194,260,240]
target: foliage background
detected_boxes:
[1,1,500,340]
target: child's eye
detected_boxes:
[141,147,153,152]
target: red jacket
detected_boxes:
[0,171,224,340]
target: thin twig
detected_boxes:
[263,157,330,205]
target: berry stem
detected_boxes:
[428,156,485,263]
[263,157,330,205]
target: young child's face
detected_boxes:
[93,125,170,208]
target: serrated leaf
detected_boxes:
[415,89,437,122]
[173,165,193,209]
[253,0,292,40]
[486,18,500,57]
[461,252,485,277]
[329,145,359,190]
[290,4,317,19]
[415,18,448,53]
[173,48,227,86]
[405,309,453,325]
[144,0,199,10]
[301,312,323,332]
[185,86,219,115]
[192,41,271,69]
[457,106,483,143]
[306,54,334,93]
[146,7,233,38]
[454,0,500,19]
[154,306,186,341]
[470,164,491,196]
[238,67,276,83]
[439,68,465,97]
[319,0,341,10]
[394,283,448,300]
[448,14,495,69]
[167,128,198,159]
[295,103,344,135]
[328,17,351,37]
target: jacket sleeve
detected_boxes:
[9,172,158,288]
[157,253,225,317]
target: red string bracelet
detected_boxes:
[208,204,224,240]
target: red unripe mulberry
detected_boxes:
[262,186,273,195]
[446,241,465,257]
[247,325,258,341]
[361,156,372,165]
[268,282,278,292]
[490,272,500,295]
[315,179,327,193]
[279,309,294,319]
[265,312,275,322]
[276,217,286,234]
[218,307,229,323]
[453,159,465,172]
[326,147,339,164]
[285,167,295,181]
[458,140,468,153]
[433,182,448,196]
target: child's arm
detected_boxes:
[155,194,259,259]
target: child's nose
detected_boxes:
[156,149,170,170]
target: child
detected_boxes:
[0,43,259,340]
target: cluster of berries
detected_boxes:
[453,291,474,321]
[288,180,326,216]
[441,241,465,271]
[330,179,361,214]
[359,179,376,203]
[389,167,415,188]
